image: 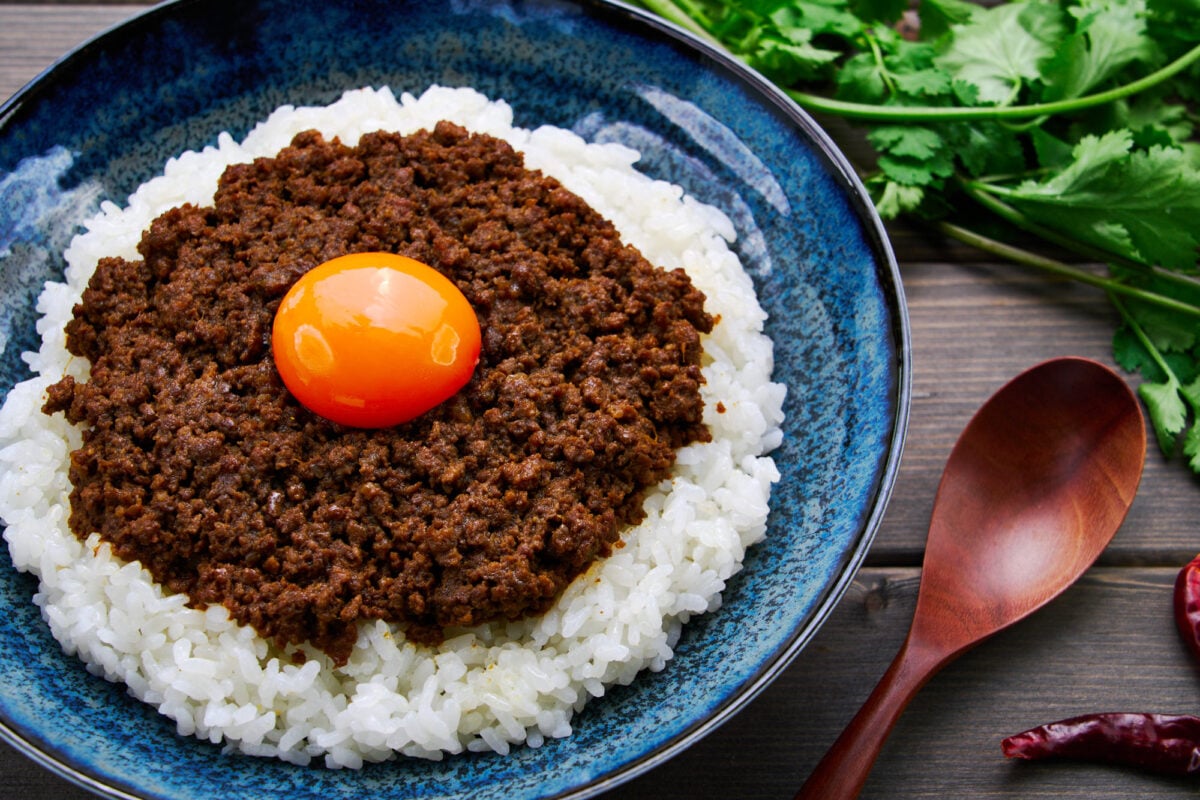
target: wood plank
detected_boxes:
[876,259,1200,566]
[0,6,148,102]
[606,566,1200,799]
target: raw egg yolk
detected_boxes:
[271,252,481,428]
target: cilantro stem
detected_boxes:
[786,41,1200,122]
[865,33,898,97]
[935,222,1200,319]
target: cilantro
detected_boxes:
[918,0,980,39]
[867,125,944,161]
[1113,295,1200,468]
[872,180,926,218]
[1039,0,1156,102]
[973,131,1200,271]
[630,0,1200,475]
[835,53,890,102]
[747,28,842,84]
[934,3,1065,105]
[892,67,952,98]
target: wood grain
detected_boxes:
[609,567,1200,799]
[0,5,145,98]
[884,260,1200,565]
[3,5,1200,800]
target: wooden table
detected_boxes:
[3,4,1199,798]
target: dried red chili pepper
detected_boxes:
[1175,553,1200,663]
[1000,557,1200,777]
[1001,712,1200,776]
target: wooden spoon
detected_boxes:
[795,356,1146,800]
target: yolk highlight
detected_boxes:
[271,252,481,428]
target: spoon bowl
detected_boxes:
[796,356,1146,800]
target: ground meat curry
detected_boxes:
[42,122,713,665]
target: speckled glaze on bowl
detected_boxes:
[0,1,910,798]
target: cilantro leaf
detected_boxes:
[877,148,954,185]
[834,33,955,106]
[835,52,889,103]
[746,28,842,83]
[1040,0,1157,101]
[892,68,953,97]
[934,3,1066,104]
[872,180,926,219]
[1113,295,1200,461]
[951,121,1025,178]
[1113,325,1162,381]
[1029,127,1076,170]
[1121,92,1196,149]
[1127,301,1198,355]
[1183,420,1200,473]
[1183,375,1200,412]
[1140,377,1190,455]
[1182,378,1200,471]
[917,0,981,40]
[867,125,944,160]
[997,131,1200,270]
[1146,0,1200,43]
[772,1,863,39]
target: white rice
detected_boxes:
[0,86,785,767]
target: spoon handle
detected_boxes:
[794,635,944,800]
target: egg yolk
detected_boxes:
[271,252,482,428]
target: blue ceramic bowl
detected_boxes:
[0,1,909,797]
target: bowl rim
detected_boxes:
[0,1,912,797]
